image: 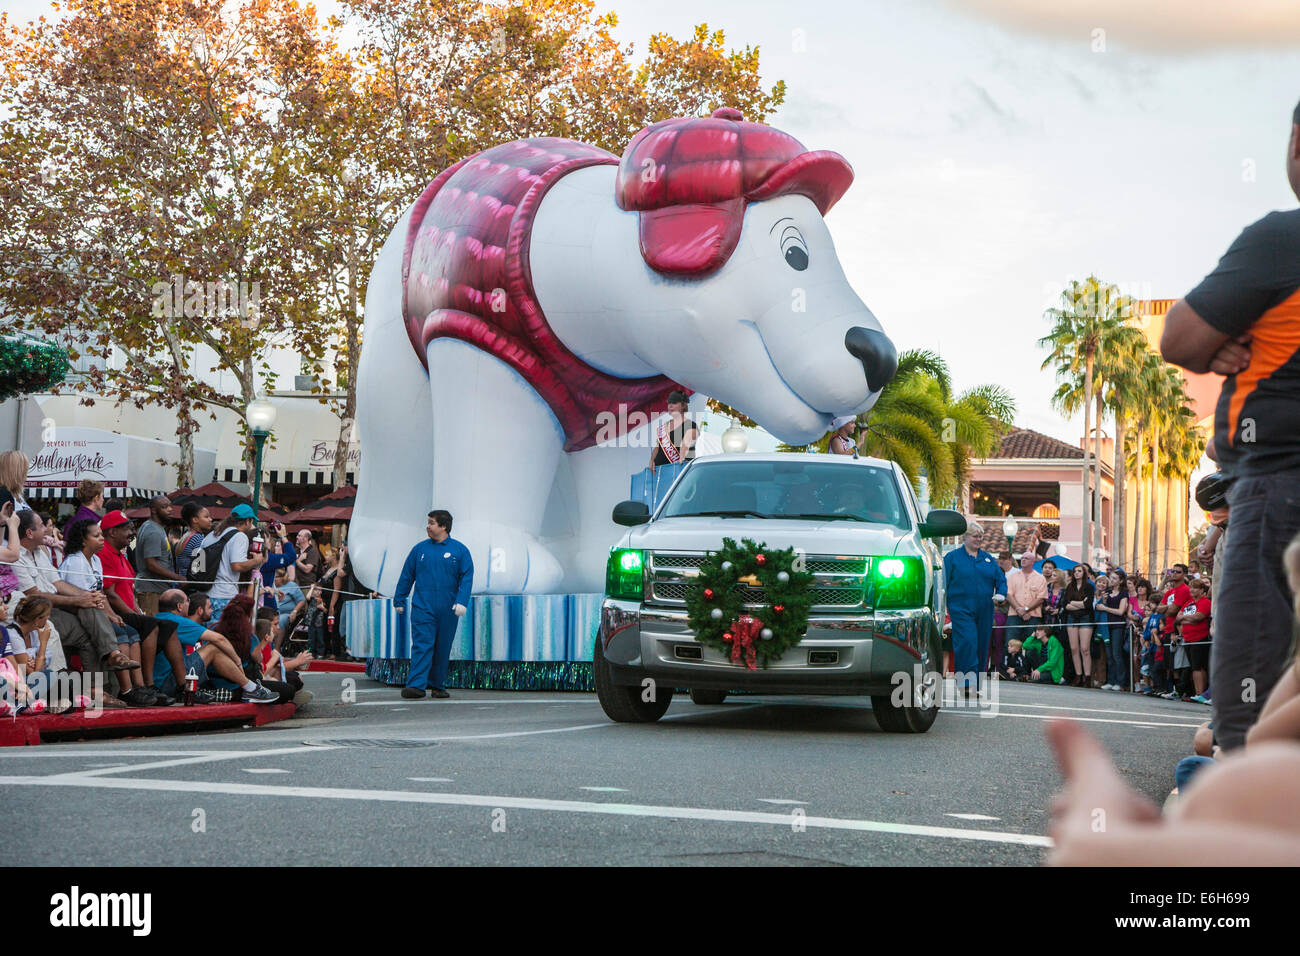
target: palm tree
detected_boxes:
[1039,277,1135,563]
[1144,367,1198,574]
[797,349,1015,505]
[1094,322,1147,564]
[1126,351,1166,573]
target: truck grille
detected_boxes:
[646,552,870,612]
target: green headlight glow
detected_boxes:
[877,558,905,579]
[871,556,924,608]
[606,549,645,601]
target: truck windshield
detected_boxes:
[658,460,911,530]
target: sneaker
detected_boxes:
[194,688,220,705]
[119,687,154,707]
[401,686,426,699]
[429,688,451,699]
[241,683,280,704]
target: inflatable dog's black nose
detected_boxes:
[845,327,898,393]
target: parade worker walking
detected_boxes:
[394,510,474,700]
[942,522,1007,696]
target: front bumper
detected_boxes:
[598,599,938,696]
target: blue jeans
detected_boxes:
[1213,468,1300,750]
[308,625,327,658]
[1175,756,1214,793]
[1106,626,1129,689]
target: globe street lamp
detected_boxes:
[245,398,278,517]
[1002,515,1017,554]
[720,421,748,454]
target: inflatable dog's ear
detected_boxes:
[615,107,854,277]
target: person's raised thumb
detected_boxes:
[1046,719,1110,782]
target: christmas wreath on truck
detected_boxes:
[684,537,815,670]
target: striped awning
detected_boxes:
[24,486,165,500]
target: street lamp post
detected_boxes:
[245,398,278,518]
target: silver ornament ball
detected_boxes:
[721,561,733,572]
[710,608,724,621]
[776,571,790,583]
[760,628,774,640]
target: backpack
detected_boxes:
[187,529,243,590]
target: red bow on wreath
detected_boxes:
[724,614,761,670]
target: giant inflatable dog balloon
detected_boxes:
[351,107,898,595]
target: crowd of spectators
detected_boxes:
[0,450,362,712]
[971,541,1214,703]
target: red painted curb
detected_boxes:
[300,661,366,673]
[0,701,297,746]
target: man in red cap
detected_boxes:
[100,510,185,701]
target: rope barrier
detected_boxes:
[0,554,380,601]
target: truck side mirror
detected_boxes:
[920,509,968,539]
[612,500,651,526]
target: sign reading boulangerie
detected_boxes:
[28,427,128,488]
[308,439,361,469]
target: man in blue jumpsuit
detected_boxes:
[394,510,474,699]
[942,524,1007,695]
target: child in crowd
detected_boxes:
[1,595,55,713]
[304,583,328,660]
[1139,598,1164,695]
[1000,637,1027,681]
[1025,626,1065,684]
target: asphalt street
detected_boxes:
[5,674,1207,866]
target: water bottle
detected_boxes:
[183,668,198,706]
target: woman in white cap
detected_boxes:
[828,415,859,456]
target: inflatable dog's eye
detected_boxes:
[779,225,809,271]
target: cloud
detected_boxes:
[946,0,1300,52]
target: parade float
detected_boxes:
[344,107,899,688]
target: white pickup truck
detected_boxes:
[594,453,968,733]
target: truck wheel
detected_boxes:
[870,695,938,733]
[688,689,727,706]
[594,639,673,722]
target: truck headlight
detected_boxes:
[606,549,645,601]
[870,556,924,608]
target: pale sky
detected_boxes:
[5,0,1299,453]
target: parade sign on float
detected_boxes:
[26,427,128,489]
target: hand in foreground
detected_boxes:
[1045,720,1161,865]
[1208,334,1252,376]
[453,603,467,617]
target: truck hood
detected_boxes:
[618,516,918,558]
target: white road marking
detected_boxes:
[408,777,455,783]
[49,746,338,778]
[946,813,1000,821]
[0,774,1053,848]
[757,799,808,805]
[969,711,1200,729]
[580,786,628,792]
[243,768,291,774]
[355,698,599,708]
[990,699,1204,719]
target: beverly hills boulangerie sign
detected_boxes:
[27,427,128,489]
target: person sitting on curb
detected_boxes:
[153,588,278,704]
[11,510,139,686]
[1024,625,1065,684]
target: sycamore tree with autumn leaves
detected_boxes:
[0,0,785,489]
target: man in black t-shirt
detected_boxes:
[1161,97,1300,750]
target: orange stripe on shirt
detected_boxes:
[1226,289,1300,444]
